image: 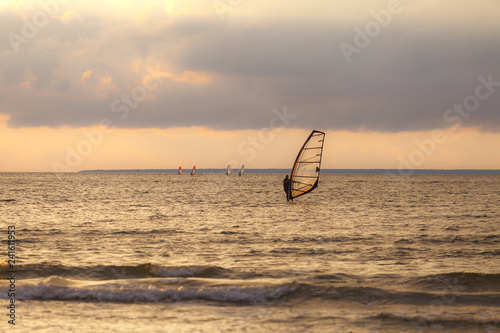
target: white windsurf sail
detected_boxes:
[178,166,182,175]
[226,164,231,176]
[289,130,325,199]
[191,165,196,175]
[239,165,244,177]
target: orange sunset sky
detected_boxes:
[1,0,499,172]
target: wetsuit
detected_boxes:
[283,177,292,201]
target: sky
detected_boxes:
[0,0,499,172]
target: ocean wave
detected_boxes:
[410,272,500,292]
[303,284,500,307]
[3,264,499,307]
[110,228,183,235]
[290,236,376,244]
[421,235,500,245]
[151,265,227,278]
[1,263,229,280]
[480,250,500,256]
[373,312,500,329]
[5,278,300,304]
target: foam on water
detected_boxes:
[7,277,300,304]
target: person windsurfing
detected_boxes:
[283,175,292,201]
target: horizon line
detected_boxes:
[2,169,500,174]
[78,168,500,174]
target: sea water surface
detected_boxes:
[1,172,499,332]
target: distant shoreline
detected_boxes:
[77,169,500,175]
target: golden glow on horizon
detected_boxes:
[1,114,499,172]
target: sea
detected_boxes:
[1,172,499,332]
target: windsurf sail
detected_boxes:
[289,130,325,199]
[178,167,182,175]
[226,164,231,176]
[239,165,244,177]
[191,165,196,176]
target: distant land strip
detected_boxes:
[78,169,500,174]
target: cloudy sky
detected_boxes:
[1,0,499,172]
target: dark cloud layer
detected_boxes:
[1,2,499,132]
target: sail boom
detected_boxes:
[293,161,320,164]
[302,147,323,150]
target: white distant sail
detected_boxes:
[289,130,325,199]
[191,165,196,175]
[178,166,182,175]
[226,164,231,176]
[239,165,244,177]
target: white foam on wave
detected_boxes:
[150,265,224,278]
[14,279,300,304]
[40,276,82,287]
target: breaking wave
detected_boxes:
[373,312,500,329]
[4,277,300,305]
[0,263,228,280]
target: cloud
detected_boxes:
[79,69,118,99]
[0,1,499,132]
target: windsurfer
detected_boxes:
[283,175,292,201]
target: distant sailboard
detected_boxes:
[178,167,182,175]
[226,164,231,176]
[191,165,196,176]
[239,165,244,177]
[289,130,325,199]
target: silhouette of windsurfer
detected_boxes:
[283,175,292,201]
